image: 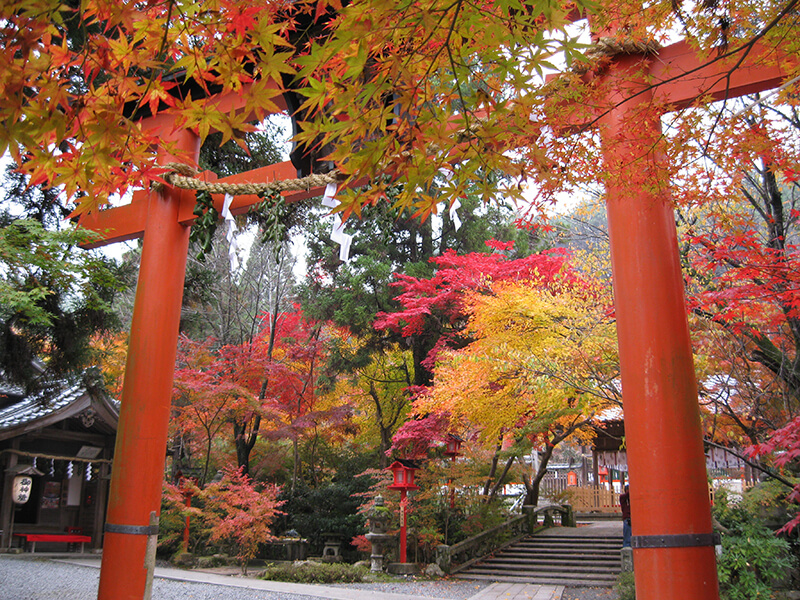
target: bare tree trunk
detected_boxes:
[524,443,555,507]
[487,455,516,501]
[291,437,300,496]
[233,413,261,476]
[482,440,503,496]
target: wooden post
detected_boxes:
[399,490,408,564]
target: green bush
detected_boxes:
[278,455,374,559]
[615,570,636,600]
[714,490,796,600]
[717,519,794,600]
[261,562,367,584]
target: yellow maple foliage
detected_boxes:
[415,276,620,446]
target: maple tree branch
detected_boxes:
[704,438,795,489]
[694,307,800,397]
[487,454,516,500]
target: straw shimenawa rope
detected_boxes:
[591,37,662,58]
[573,36,662,74]
[1,448,113,464]
[157,162,341,196]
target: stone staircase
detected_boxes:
[454,528,623,587]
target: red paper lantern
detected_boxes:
[444,434,463,458]
[387,460,420,492]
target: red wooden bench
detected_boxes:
[14,532,92,553]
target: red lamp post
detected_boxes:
[443,435,462,509]
[387,459,419,564]
[178,475,199,553]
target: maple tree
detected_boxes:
[173,336,245,483]
[167,229,298,475]
[374,242,574,383]
[746,418,800,533]
[396,272,618,505]
[327,331,416,467]
[671,97,800,448]
[89,330,129,397]
[184,466,284,573]
[172,303,343,491]
[377,243,618,504]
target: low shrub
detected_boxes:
[712,489,796,600]
[615,570,636,600]
[261,562,367,584]
[717,518,794,600]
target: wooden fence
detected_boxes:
[539,477,622,514]
[562,486,621,513]
[539,472,569,496]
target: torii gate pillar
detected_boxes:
[97,127,199,600]
[602,56,718,598]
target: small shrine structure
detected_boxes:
[0,370,118,551]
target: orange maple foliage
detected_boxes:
[3,0,795,219]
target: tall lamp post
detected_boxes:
[387,459,419,565]
[443,435,462,509]
[177,475,199,554]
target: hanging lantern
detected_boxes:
[444,434,463,458]
[387,459,420,492]
[13,475,34,504]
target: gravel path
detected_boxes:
[0,557,322,600]
[0,556,490,600]
[562,587,619,600]
[329,580,491,599]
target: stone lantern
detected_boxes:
[365,496,394,572]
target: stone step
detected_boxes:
[516,536,623,544]
[465,564,620,578]
[457,572,619,587]
[514,542,621,550]
[455,532,623,588]
[476,560,620,575]
[505,546,621,556]
[481,557,620,570]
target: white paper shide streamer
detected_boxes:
[322,183,353,262]
[222,193,241,271]
[449,198,462,231]
[439,168,462,231]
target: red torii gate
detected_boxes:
[79,86,332,600]
[78,23,793,600]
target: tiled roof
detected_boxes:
[0,382,86,431]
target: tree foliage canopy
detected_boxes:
[3,0,795,218]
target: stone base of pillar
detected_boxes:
[387,562,420,575]
[621,547,634,572]
[369,553,385,572]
